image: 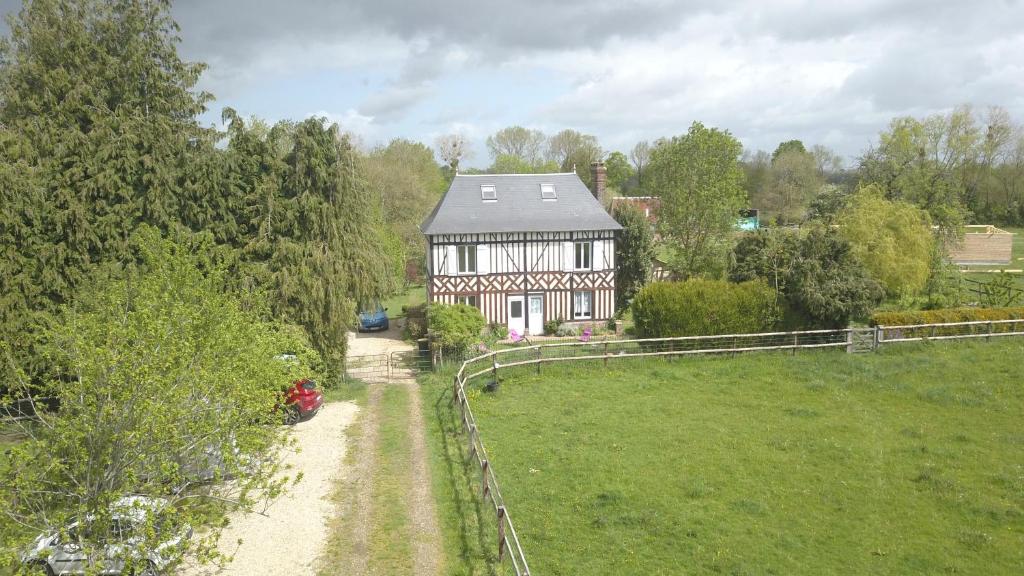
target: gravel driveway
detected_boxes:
[185,401,359,576]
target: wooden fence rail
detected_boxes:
[447,321,1024,575]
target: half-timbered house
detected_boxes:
[421,165,622,336]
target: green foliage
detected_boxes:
[403,303,429,340]
[489,153,559,175]
[0,229,317,570]
[0,0,215,385]
[221,115,395,378]
[771,139,806,162]
[731,227,885,328]
[604,151,635,193]
[612,202,655,310]
[363,138,446,268]
[858,108,979,235]
[648,122,747,278]
[427,304,486,356]
[631,279,779,338]
[838,185,935,296]
[486,126,546,165]
[488,323,509,341]
[870,306,1024,327]
[975,272,1024,307]
[547,129,602,187]
[762,149,823,224]
[544,317,563,336]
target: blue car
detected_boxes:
[358,304,389,332]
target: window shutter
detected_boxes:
[592,240,604,271]
[476,244,490,275]
[563,241,574,272]
[446,245,457,275]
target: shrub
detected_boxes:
[427,303,486,356]
[731,226,884,328]
[488,322,509,341]
[403,303,428,340]
[631,279,780,338]
[544,317,563,336]
[556,324,579,337]
[870,306,1024,326]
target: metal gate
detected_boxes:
[344,350,432,383]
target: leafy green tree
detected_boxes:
[0,228,318,571]
[546,129,602,186]
[648,122,747,278]
[486,126,546,164]
[731,227,884,328]
[0,0,214,384]
[771,139,807,163]
[219,114,395,375]
[837,185,935,296]
[762,149,823,224]
[273,118,396,373]
[612,203,654,310]
[858,109,973,237]
[489,153,559,175]
[604,151,636,194]
[363,138,446,270]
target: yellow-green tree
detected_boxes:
[838,185,935,296]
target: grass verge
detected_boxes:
[422,373,502,575]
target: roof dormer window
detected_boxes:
[480,184,497,202]
[540,183,557,201]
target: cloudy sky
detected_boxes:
[4,0,1024,166]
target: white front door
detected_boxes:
[527,294,544,336]
[507,295,526,337]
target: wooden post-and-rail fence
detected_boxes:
[447,320,1024,575]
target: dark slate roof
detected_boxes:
[421,173,622,235]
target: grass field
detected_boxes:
[381,284,427,319]
[438,339,1024,575]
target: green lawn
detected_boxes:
[381,284,426,319]
[437,339,1024,575]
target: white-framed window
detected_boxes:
[540,183,557,200]
[573,291,593,319]
[457,245,477,274]
[456,295,478,307]
[480,184,497,202]
[574,241,591,270]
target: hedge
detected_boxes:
[427,303,486,356]
[631,279,780,338]
[870,307,1024,326]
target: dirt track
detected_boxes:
[342,325,443,576]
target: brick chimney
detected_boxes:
[590,161,606,203]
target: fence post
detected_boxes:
[481,459,490,499]
[988,321,993,341]
[491,353,498,383]
[792,333,798,355]
[604,341,609,367]
[874,325,881,349]
[497,505,507,562]
[468,424,477,459]
[451,376,459,406]
[536,346,542,374]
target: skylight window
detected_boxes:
[540,183,557,200]
[480,184,497,202]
